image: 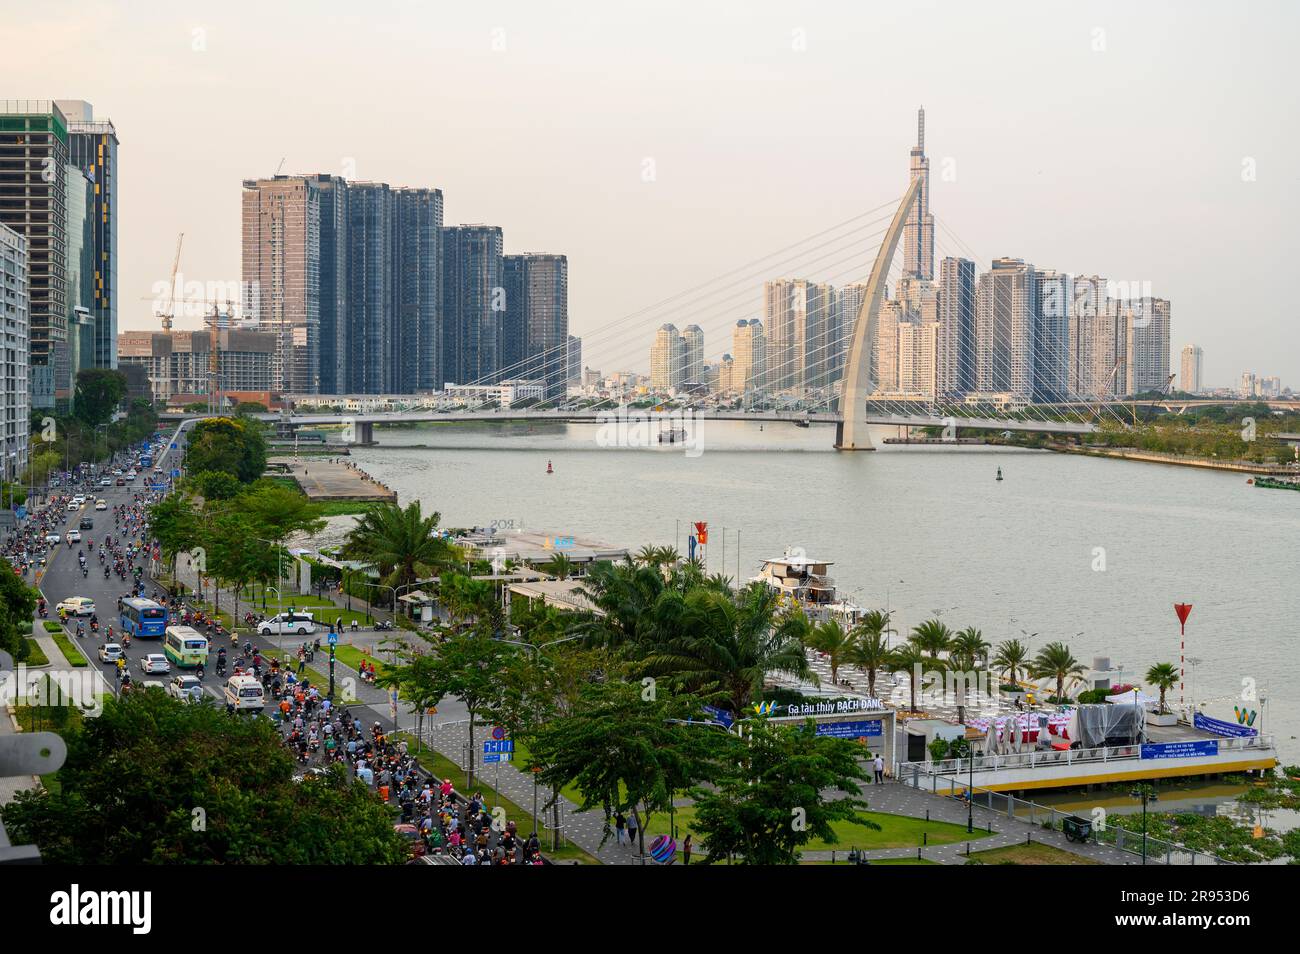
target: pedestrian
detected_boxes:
[626,810,639,848]
[614,811,627,846]
[873,753,885,784]
[682,834,692,865]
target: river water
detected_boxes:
[327,420,1300,764]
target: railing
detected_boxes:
[905,733,1273,778]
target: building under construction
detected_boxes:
[117,326,276,404]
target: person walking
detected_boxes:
[682,834,692,866]
[626,810,639,851]
[614,811,627,846]
[873,753,885,784]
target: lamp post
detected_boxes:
[967,738,975,833]
[1130,785,1158,865]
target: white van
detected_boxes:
[257,611,317,637]
[223,675,265,713]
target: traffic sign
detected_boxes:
[490,725,506,741]
[483,752,512,764]
[170,443,177,449]
[171,469,181,478]
[327,631,338,646]
[483,739,514,754]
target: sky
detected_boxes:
[4,0,1297,388]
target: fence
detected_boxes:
[901,764,1239,865]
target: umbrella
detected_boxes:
[984,724,997,762]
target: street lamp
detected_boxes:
[1129,785,1158,864]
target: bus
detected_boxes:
[139,453,153,469]
[120,597,168,639]
[163,626,209,669]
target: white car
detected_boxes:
[66,501,79,512]
[258,612,317,637]
[168,674,204,703]
[99,476,112,486]
[72,494,86,504]
[56,596,96,616]
[66,530,82,543]
[98,643,123,664]
[45,532,62,544]
[95,499,108,510]
[139,653,171,675]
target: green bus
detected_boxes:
[163,626,210,669]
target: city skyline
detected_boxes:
[2,1,1296,389]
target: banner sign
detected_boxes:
[1140,739,1218,760]
[815,719,884,739]
[778,698,884,717]
[1194,711,1258,738]
[702,705,735,729]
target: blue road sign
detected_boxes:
[15,506,26,520]
[483,739,514,754]
[171,469,181,478]
[170,443,177,449]
[483,753,512,764]
[327,631,338,646]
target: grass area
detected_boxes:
[42,620,63,633]
[315,501,381,517]
[394,733,599,865]
[24,638,49,667]
[332,644,394,679]
[965,841,1100,865]
[49,630,88,667]
[668,804,991,853]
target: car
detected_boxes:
[139,680,168,692]
[95,499,107,510]
[66,501,79,512]
[78,517,93,530]
[126,471,137,481]
[168,674,204,703]
[99,476,112,486]
[139,653,170,675]
[257,612,317,637]
[56,597,95,616]
[66,530,82,543]
[112,468,123,476]
[98,643,123,664]
[115,477,125,486]
[45,532,62,544]
[71,494,86,505]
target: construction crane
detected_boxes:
[156,233,184,331]
[137,292,237,413]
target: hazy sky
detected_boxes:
[6,0,1297,387]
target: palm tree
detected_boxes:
[950,626,990,672]
[846,625,892,699]
[886,643,933,714]
[1145,662,1179,715]
[343,501,460,596]
[993,639,1029,688]
[538,552,575,580]
[1029,641,1087,702]
[640,583,813,714]
[909,618,953,660]
[808,619,855,686]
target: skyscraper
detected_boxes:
[64,163,95,376]
[1124,297,1171,395]
[1,223,29,481]
[345,182,394,394]
[650,323,685,390]
[974,258,1037,401]
[0,101,69,407]
[902,107,935,282]
[1033,270,1070,403]
[681,324,705,384]
[241,176,321,393]
[936,257,975,397]
[834,283,868,388]
[312,174,349,395]
[441,225,503,386]
[1180,344,1203,394]
[565,335,581,387]
[57,101,118,370]
[764,279,832,393]
[731,318,767,395]
[393,187,443,393]
[502,252,568,398]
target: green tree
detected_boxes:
[691,720,877,864]
[846,623,892,699]
[188,469,243,502]
[537,551,575,580]
[808,618,855,686]
[343,500,459,595]
[1029,641,1087,702]
[0,691,406,864]
[1145,662,1180,715]
[887,643,933,713]
[993,639,1030,687]
[909,618,953,659]
[184,417,267,483]
[0,558,37,664]
[234,401,269,415]
[72,368,127,427]
[146,491,203,586]
[950,626,990,672]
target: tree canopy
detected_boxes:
[183,417,267,483]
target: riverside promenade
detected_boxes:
[271,456,397,503]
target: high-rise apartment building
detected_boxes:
[312,174,349,395]
[764,279,833,393]
[64,163,95,377]
[565,335,581,387]
[241,176,321,393]
[874,300,901,394]
[730,318,767,395]
[650,323,686,390]
[1,223,29,481]
[1123,297,1171,396]
[501,253,567,398]
[57,101,118,370]
[0,101,69,407]
[681,325,705,384]
[936,257,975,397]
[902,107,935,282]
[344,182,394,394]
[393,187,443,393]
[1179,344,1203,394]
[1033,270,1070,403]
[834,283,868,388]
[441,225,503,387]
[974,258,1037,402]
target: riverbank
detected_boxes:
[1045,442,1295,475]
[269,456,398,504]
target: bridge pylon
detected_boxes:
[835,177,923,451]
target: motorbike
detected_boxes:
[375,620,394,631]
[215,661,227,678]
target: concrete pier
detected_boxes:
[271,456,397,502]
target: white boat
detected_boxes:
[751,549,866,624]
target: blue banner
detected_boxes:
[815,719,883,739]
[1140,739,1218,760]
[702,705,734,729]
[1194,712,1257,738]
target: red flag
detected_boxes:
[693,522,708,545]
[1174,603,1192,634]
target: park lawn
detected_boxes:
[24,638,49,667]
[50,631,88,667]
[668,804,991,853]
[394,733,599,865]
[966,842,1100,865]
[332,644,395,679]
[42,620,63,633]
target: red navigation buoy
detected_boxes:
[546,460,553,474]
